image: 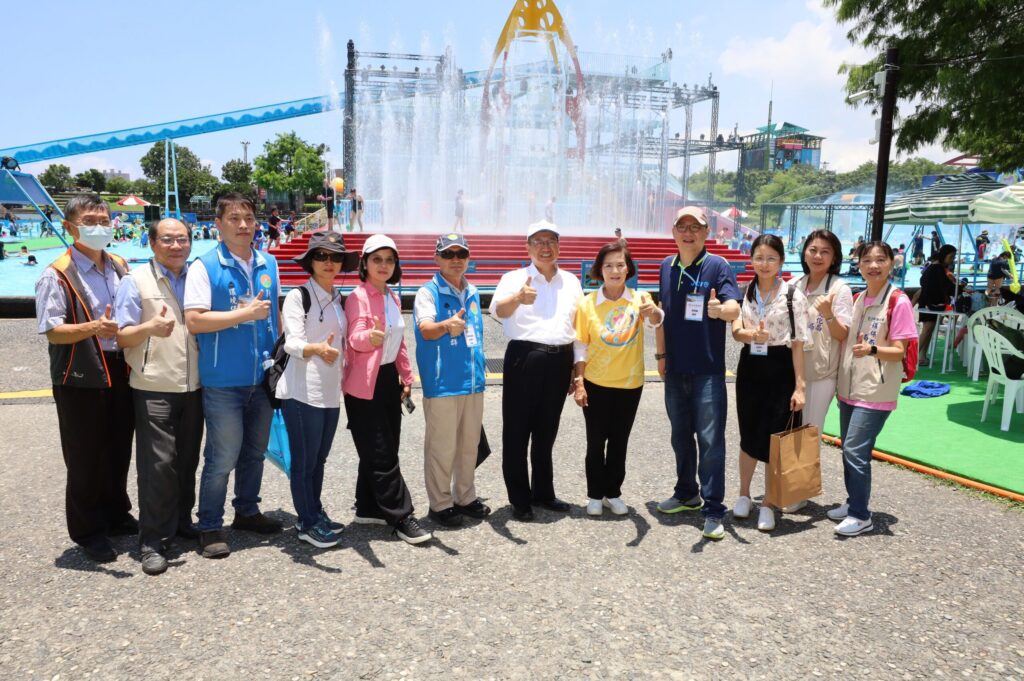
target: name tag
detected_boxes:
[684,294,703,321]
[464,323,479,347]
[750,342,768,356]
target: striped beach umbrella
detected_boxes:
[883,174,1006,224]
[968,181,1024,224]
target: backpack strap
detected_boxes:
[299,286,311,316]
[786,287,795,339]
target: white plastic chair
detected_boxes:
[967,307,1024,380]
[973,326,1024,432]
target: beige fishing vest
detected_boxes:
[837,284,903,405]
[797,274,848,382]
[123,261,200,393]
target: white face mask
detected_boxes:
[77,225,113,250]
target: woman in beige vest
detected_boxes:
[830,241,917,537]
[784,231,854,514]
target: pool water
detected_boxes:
[0,240,219,297]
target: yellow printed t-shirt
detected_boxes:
[574,288,647,389]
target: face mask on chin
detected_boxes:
[76,225,113,251]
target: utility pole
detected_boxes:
[870,47,899,241]
[241,140,250,165]
[343,40,357,190]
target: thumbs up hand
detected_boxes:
[318,332,340,365]
[245,289,272,321]
[852,332,871,358]
[706,288,723,319]
[94,304,119,339]
[813,292,835,319]
[448,308,467,337]
[369,315,386,347]
[517,276,537,305]
[638,292,658,321]
[752,320,769,344]
[149,303,176,337]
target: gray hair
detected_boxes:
[63,194,110,223]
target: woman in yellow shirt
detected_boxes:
[573,242,663,516]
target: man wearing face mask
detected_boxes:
[35,194,136,563]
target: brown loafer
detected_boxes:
[199,530,230,559]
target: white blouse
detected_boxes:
[740,279,810,347]
[381,290,405,365]
[276,281,346,409]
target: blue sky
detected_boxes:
[3,0,951,181]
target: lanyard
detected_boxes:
[675,253,708,291]
[310,283,343,327]
[753,279,780,319]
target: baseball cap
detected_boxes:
[674,206,708,226]
[361,234,399,256]
[527,220,559,239]
[435,232,470,253]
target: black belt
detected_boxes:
[512,340,574,354]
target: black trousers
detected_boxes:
[344,363,413,526]
[501,341,573,509]
[582,380,642,500]
[133,389,203,549]
[51,353,135,546]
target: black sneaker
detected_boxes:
[231,512,283,535]
[394,516,433,545]
[318,510,344,533]
[454,499,492,518]
[428,507,464,527]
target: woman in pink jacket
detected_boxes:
[344,235,432,545]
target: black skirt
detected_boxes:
[735,344,800,463]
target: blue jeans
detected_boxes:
[281,399,340,530]
[838,401,890,521]
[196,386,273,531]
[663,372,727,519]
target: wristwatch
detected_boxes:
[654,352,666,360]
[869,345,878,355]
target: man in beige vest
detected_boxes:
[114,218,202,575]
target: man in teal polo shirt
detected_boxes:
[413,233,490,527]
[655,207,741,541]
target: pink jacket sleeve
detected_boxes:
[346,285,377,353]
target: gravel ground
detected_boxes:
[1,316,1022,680]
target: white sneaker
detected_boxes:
[702,517,725,541]
[834,516,873,536]
[353,514,388,526]
[826,504,849,521]
[733,496,752,519]
[782,500,808,513]
[586,499,603,516]
[602,497,628,515]
[757,506,776,532]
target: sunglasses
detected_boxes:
[312,251,345,263]
[439,249,470,260]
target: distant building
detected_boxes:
[102,169,131,181]
[739,122,823,173]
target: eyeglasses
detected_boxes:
[157,236,190,246]
[752,256,781,265]
[312,251,345,263]
[439,249,470,260]
[529,239,559,248]
[77,218,110,227]
[673,222,706,233]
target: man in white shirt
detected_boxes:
[489,220,583,521]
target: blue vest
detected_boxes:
[413,273,486,398]
[195,243,280,388]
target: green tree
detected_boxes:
[105,176,132,195]
[683,169,737,205]
[253,132,327,203]
[221,158,253,185]
[131,178,158,200]
[38,164,72,192]
[835,157,959,193]
[73,169,106,191]
[827,0,1024,170]
[140,141,221,203]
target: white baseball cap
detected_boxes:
[527,220,559,240]
[361,233,399,256]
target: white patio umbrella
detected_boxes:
[968,180,1024,225]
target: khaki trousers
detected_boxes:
[423,392,484,511]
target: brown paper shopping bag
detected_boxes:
[764,420,823,509]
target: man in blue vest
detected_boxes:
[413,233,490,527]
[183,193,282,558]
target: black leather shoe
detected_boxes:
[534,498,571,513]
[199,530,230,559]
[428,507,464,527]
[231,512,283,535]
[107,514,140,536]
[512,506,535,522]
[176,522,201,540]
[454,499,492,519]
[140,549,168,576]
[81,538,117,563]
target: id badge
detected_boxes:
[464,323,479,347]
[750,342,768,356]
[236,294,255,325]
[684,294,703,321]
